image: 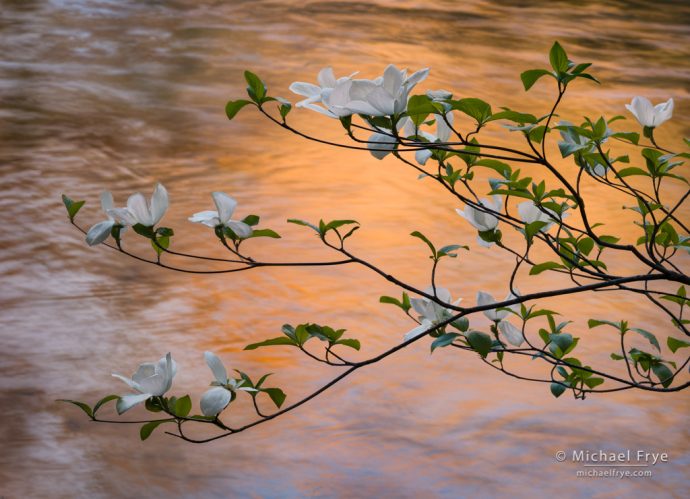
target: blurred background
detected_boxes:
[0,0,689,497]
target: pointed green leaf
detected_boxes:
[140,419,172,441]
[550,382,567,398]
[261,387,286,408]
[667,337,690,353]
[58,399,93,419]
[62,195,86,221]
[93,395,120,414]
[467,331,493,358]
[520,69,552,91]
[244,337,297,350]
[225,99,252,120]
[431,333,460,352]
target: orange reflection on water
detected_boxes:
[0,0,689,497]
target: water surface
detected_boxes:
[1,1,689,497]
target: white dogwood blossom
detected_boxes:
[189,192,253,238]
[200,352,257,417]
[625,96,674,128]
[404,287,462,341]
[112,353,177,414]
[476,291,524,346]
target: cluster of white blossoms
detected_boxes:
[289,65,429,118]
[85,186,252,246]
[404,287,524,347]
[85,183,169,246]
[112,351,256,417]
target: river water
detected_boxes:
[1,0,689,497]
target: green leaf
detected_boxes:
[524,221,548,243]
[611,131,639,145]
[630,328,660,351]
[287,218,320,233]
[339,115,352,131]
[406,95,438,126]
[437,244,468,258]
[549,41,569,73]
[145,398,163,412]
[410,231,436,257]
[323,219,358,233]
[549,333,573,354]
[242,214,260,226]
[254,373,272,389]
[520,69,552,91]
[451,317,469,332]
[529,261,565,275]
[451,98,492,125]
[467,331,493,358]
[247,228,281,239]
[93,395,119,414]
[335,338,361,350]
[584,377,604,388]
[431,333,460,352]
[616,167,649,178]
[225,99,252,120]
[244,70,266,102]
[151,234,170,256]
[550,382,567,398]
[476,159,512,178]
[62,195,85,221]
[279,102,292,120]
[261,387,286,408]
[140,420,171,441]
[58,399,93,419]
[173,395,192,418]
[529,125,548,144]
[667,337,690,353]
[587,319,622,331]
[651,363,674,388]
[577,237,594,256]
[380,295,407,311]
[132,223,155,238]
[294,324,310,345]
[244,336,296,350]
[488,110,537,124]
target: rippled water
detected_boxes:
[1,1,689,497]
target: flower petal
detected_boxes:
[225,220,253,239]
[653,98,673,127]
[212,192,237,224]
[382,64,404,96]
[477,291,501,321]
[112,373,141,392]
[189,210,220,225]
[204,351,228,385]
[404,319,433,341]
[106,207,137,226]
[367,132,397,160]
[498,321,524,347]
[200,386,233,417]
[366,86,396,116]
[404,67,430,88]
[317,67,337,88]
[116,393,151,415]
[127,192,152,226]
[100,191,114,214]
[150,183,168,226]
[289,81,321,98]
[86,220,115,246]
[415,148,433,165]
